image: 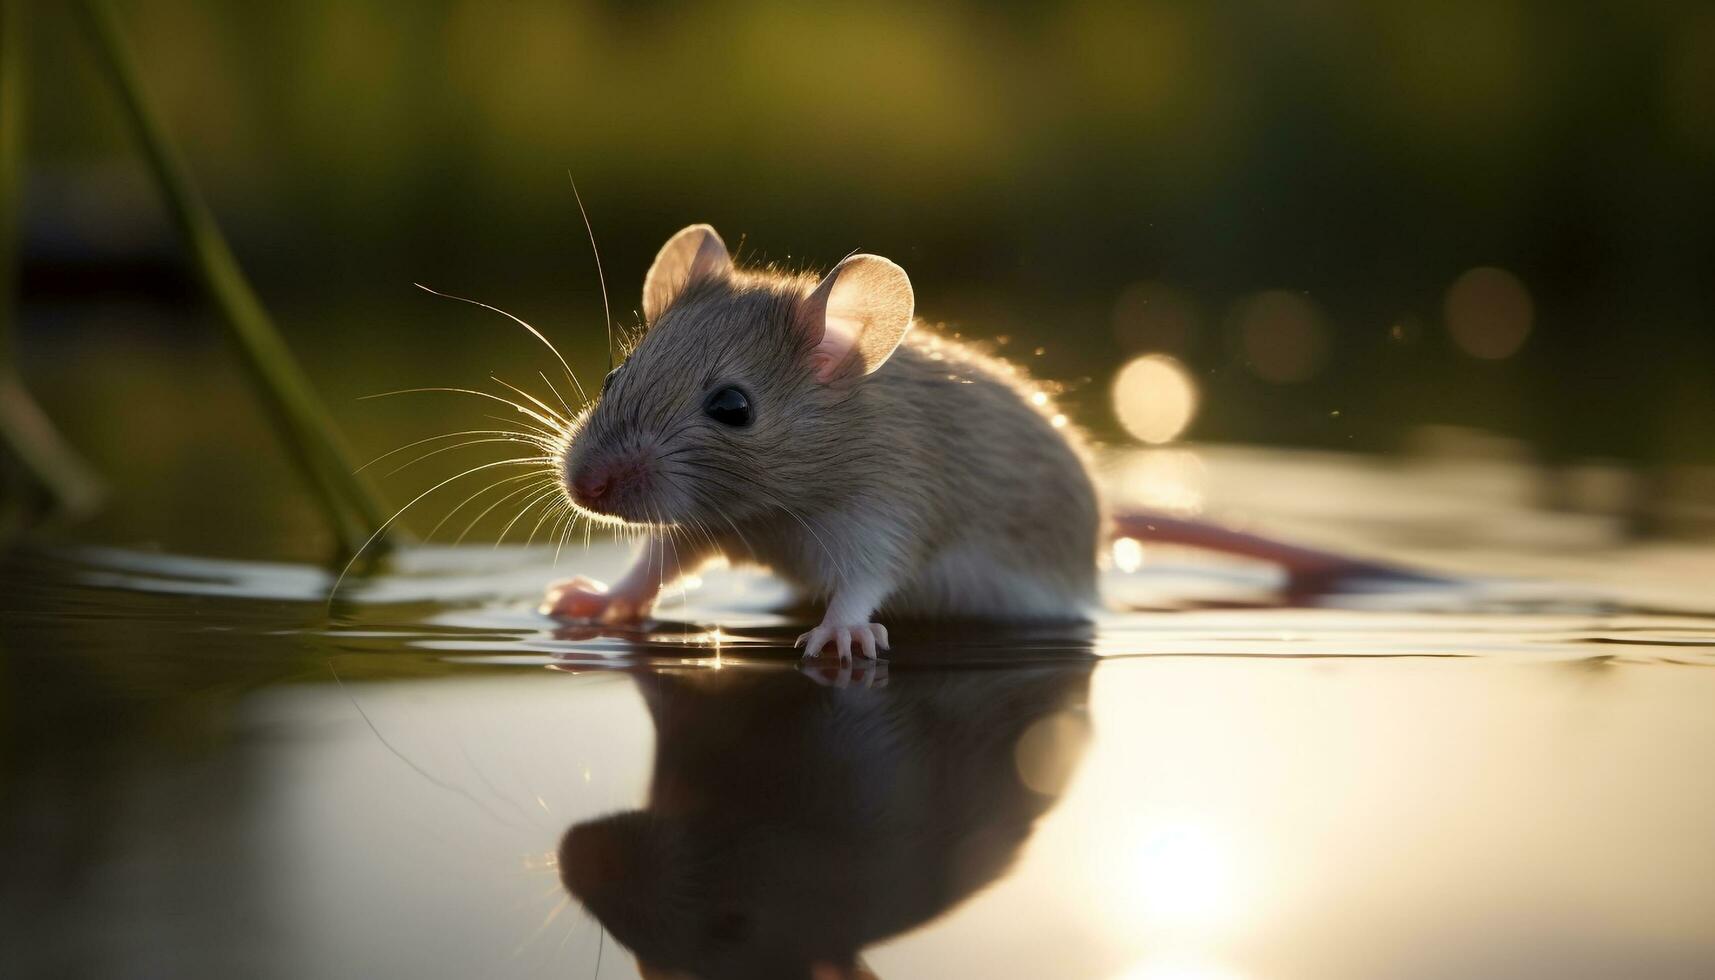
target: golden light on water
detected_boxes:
[1124,822,1239,929]
[1113,355,1199,444]
[1114,957,1247,980]
[1233,291,1328,383]
[1108,449,1207,515]
[1444,266,1533,360]
[1084,814,1250,976]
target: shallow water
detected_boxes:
[4,450,1715,980]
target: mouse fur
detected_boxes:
[547,224,1101,658]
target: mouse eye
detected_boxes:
[601,367,621,395]
[703,386,752,427]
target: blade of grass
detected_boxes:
[0,0,19,375]
[71,0,394,560]
[0,0,104,529]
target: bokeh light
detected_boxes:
[1112,536,1145,573]
[1113,355,1200,445]
[1443,266,1534,360]
[1232,291,1328,384]
[1013,709,1092,796]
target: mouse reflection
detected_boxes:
[557,659,1094,980]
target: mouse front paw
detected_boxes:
[795,621,890,663]
[540,576,652,624]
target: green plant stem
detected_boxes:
[0,376,105,519]
[0,0,17,372]
[72,0,393,560]
[0,0,103,527]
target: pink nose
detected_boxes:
[570,466,610,508]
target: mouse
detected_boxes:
[544,224,1433,659]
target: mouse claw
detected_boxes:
[796,622,889,663]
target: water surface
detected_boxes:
[4,450,1714,980]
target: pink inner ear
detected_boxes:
[811,313,863,382]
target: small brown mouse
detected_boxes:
[546,224,1098,659]
[546,225,1426,658]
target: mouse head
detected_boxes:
[558,811,872,980]
[559,225,914,528]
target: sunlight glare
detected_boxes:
[1113,536,1144,573]
[1122,821,1240,930]
[1109,448,1207,515]
[1114,955,1248,980]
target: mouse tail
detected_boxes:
[1108,510,1447,598]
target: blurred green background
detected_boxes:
[11,0,1715,559]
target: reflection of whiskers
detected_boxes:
[506,871,609,975]
[507,893,571,961]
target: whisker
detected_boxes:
[508,894,571,961]
[413,282,583,396]
[428,471,550,541]
[716,512,757,564]
[356,428,550,473]
[552,508,578,565]
[491,375,568,427]
[451,476,557,545]
[382,436,552,478]
[329,456,558,606]
[566,173,613,372]
[661,518,685,609]
[768,498,842,582]
[649,514,664,600]
[525,496,571,549]
[481,412,559,443]
[684,515,718,565]
[361,386,562,432]
[667,468,842,581]
[494,484,565,548]
[538,371,574,419]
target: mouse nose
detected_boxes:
[570,465,611,509]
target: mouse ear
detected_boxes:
[642,224,732,324]
[798,254,914,384]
